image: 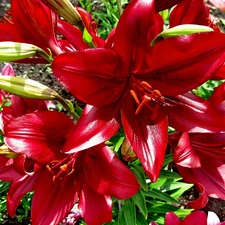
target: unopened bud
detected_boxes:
[40,0,83,29]
[121,138,137,162]
[0,76,59,100]
[0,42,52,62]
[150,24,213,47]
[0,144,18,158]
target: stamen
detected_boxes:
[60,164,68,172]
[135,96,151,115]
[130,90,140,105]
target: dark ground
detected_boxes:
[1,0,225,224]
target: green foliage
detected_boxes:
[192,79,223,99]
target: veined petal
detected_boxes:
[7,168,44,217]
[63,104,121,153]
[173,132,201,168]
[52,49,127,106]
[164,93,225,132]
[169,0,209,27]
[0,24,24,42]
[57,19,89,50]
[165,212,181,225]
[121,93,168,182]
[0,156,22,182]
[144,32,225,96]
[4,111,74,163]
[79,182,112,225]
[31,168,82,225]
[113,0,161,67]
[11,0,61,55]
[155,0,183,12]
[84,144,139,199]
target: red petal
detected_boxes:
[79,182,112,225]
[7,169,43,217]
[113,0,161,67]
[84,144,139,199]
[0,24,24,42]
[182,211,207,225]
[164,93,225,132]
[121,94,168,182]
[0,156,22,182]
[173,132,201,168]
[145,32,225,96]
[11,0,61,54]
[188,183,208,209]
[165,212,181,225]
[155,0,183,12]
[169,0,209,27]
[57,19,89,50]
[4,111,74,163]
[52,49,127,106]
[63,104,120,153]
[31,168,82,225]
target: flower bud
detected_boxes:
[0,144,18,158]
[150,24,213,46]
[40,0,83,29]
[0,42,52,62]
[0,76,59,100]
[121,138,137,162]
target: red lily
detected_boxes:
[0,96,139,225]
[169,0,210,27]
[150,211,225,225]
[52,0,225,181]
[169,131,225,200]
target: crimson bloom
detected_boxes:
[52,0,225,181]
[0,96,139,225]
[150,211,225,225]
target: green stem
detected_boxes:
[116,0,123,16]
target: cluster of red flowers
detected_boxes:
[1,0,225,224]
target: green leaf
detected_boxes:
[123,198,136,225]
[130,163,148,191]
[159,170,182,180]
[145,188,179,203]
[132,190,148,218]
[136,211,148,225]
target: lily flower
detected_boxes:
[150,211,225,225]
[52,0,225,181]
[169,131,225,201]
[0,96,139,225]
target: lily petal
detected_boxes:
[31,168,82,225]
[164,93,225,132]
[84,144,139,199]
[52,49,127,106]
[121,93,168,182]
[4,111,74,163]
[145,32,225,96]
[64,104,121,153]
[79,182,112,225]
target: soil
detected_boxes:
[1,0,225,224]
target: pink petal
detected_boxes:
[1,64,15,76]
[79,182,112,225]
[52,49,127,106]
[4,111,74,163]
[121,93,168,182]
[84,144,139,199]
[63,104,120,153]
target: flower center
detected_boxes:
[46,154,76,183]
[130,77,164,116]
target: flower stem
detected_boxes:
[116,0,123,16]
